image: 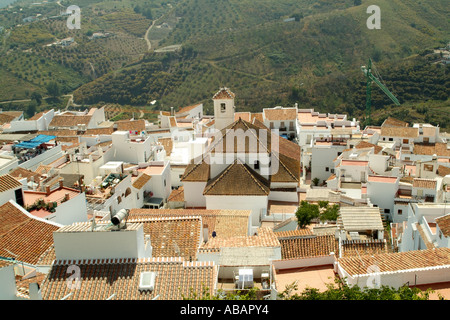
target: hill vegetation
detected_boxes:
[1,0,448,128]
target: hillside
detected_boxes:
[1,0,449,128]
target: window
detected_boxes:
[220,103,226,113]
[325,167,329,172]
[398,209,402,215]
[389,138,393,141]
[254,160,260,170]
[384,209,390,214]
[331,169,335,174]
[424,164,433,172]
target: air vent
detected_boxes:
[139,272,156,291]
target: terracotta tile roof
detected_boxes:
[168,187,184,203]
[355,141,383,154]
[381,117,409,128]
[158,137,173,156]
[201,227,279,249]
[203,159,270,196]
[40,258,218,300]
[40,130,78,137]
[0,174,22,192]
[169,116,177,128]
[413,178,437,189]
[208,118,272,154]
[0,201,60,265]
[274,228,313,238]
[181,158,210,182]
[127,216,202,260]
[212,87,235,100]
[437,166,450,177]
[129,208,251,239]
[436,214,450,238]
[380,126,419,138]
[0,113,16,125]
[176,103,202,115]
[326,174,337,181]
[8,167,42,183]
[49,115,92,128]
[84,127,114,135]
[251,113,264,123]
[271,152,300,183]
[116,119,146,132]
[28,111,45,121]
[276,133,301,160]
[279,235,338,260]
[413,143,450,157]
[263,108,297,121]
[132,173,152,190]
[338,248,450,276]
[234,112,252,122]
[340,239,388,258]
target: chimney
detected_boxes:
[171,107,174,116]
[202,224,209,243]
[45,185,51,196]
[81,185,85,193]
[59,178,64,189]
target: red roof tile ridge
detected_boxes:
[203,158,269,195]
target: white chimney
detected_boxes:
[202,224,209,243]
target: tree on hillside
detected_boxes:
[31,92,42,105]
[46,81,61,98]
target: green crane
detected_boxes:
[361,58,400,126]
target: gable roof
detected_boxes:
[208,118,272,154]
[116,119,146,132]
[132,173,152,190]
[340,239,388,258]
[0,201,60,265]
[176,103,202,115]
[436,214,450,238]
[0,174,23,192]
[40,258,217,300]
[380,126,419,138]
[381,117,409,128]
[201,227,279,249]
[127,216,202,261]
[437,165,450,177]
[263,108,297,121]
[8,167,42,183]
[355,141,383,154]
[212,87,235,100]
[278,235,338,260]
[49,115,92,128]
[203,159,270,196]
[180,158,210,182]
[338,248,450,276]
[413,143,450,157]
[128,208,251,240]
[337,207,384,231]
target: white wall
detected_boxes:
[184,182,207,208]
[0,187,22,207]
[0,264,17,300]
[53,224,151,260]
[339,264,450,289]
[205,195,268,227]
[53,192,88,225]
[311,146,345,184]
[367,179,399,217]
[112,131,152,164]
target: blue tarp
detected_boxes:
[14,134,56,149]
